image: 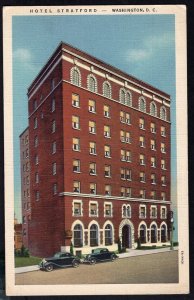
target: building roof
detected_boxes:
[28,41,170,100]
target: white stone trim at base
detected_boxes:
[61,244,118,255]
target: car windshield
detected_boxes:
[92,248,105,254]
[53,252,62,258]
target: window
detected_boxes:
[161,126,166,136]
[35,155,39,165]
[140,189,146,199]
[105,224,113,245]
[26,149,29,158]
[26,162,29,171]
[34,117,38,129]
[151,122,156,133]
[26,176,29,185]
[35,172,39,183]
[120,168,125,180]
[104,145,111,157]
[72,116,80,129]
[161,142,166,153]
[53,183,57,195]
[35,191,40,201]
[122,204,131,217]
[52,141,56,154]
[161,159,166,169]
[90,224,98,246]
[150,191,156,200]
[160,106,167,120]
[90,183,96,194]
[161,207,167,219]
[139,118,145,129]
[126,150,131,162]
[73,202,82,216]
[120,111,125,123]
[139,224,146,243]
[121,187,125,197]
[34,136,38,147]
[73,159,80,172]
[161,224,167,242]
[125,113,130,124]
[121,149,125,161]
[150,206,157,218]
[105,185,111,196]
[33,99,37,110]
[121,131,131,143]
[90,202,98,216]
[104,203,112,217]
[126,91,132,107]
[126,188,131,197]
[51,120,56,133]
[89,121,96,134]
[151,174,156,184]
[125,132,131,143]
[139,205,146,218]
[25,135,29,145]
[51,98,55,112]
[73,181,80,193]
[52,162,56,175]
[120,130,125,142]
[140,154,145,165]
[73,224,83,247]
[139,97,146,112]
[161,192,166,201]
[88,75,97,92]
[140,172,146,182]
[89,142,96,155]
[151,139,156,150]
[161,175,166,186]
[73,138,80,151]
[104,105,110,118]
[72,94,80,107]
[126,169,132,181]
[71,67,81,86]
[88,99,96,113]
[150,102,157,116]
[139,136,145,147]
[104,125,111,137]
[120,89,125,104]
[89,162,96,175]
[151,156,156,167]
[103,81,111,98]
[51,78,55,90]
[104,165,111,177]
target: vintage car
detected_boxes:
[39,252,80,271]
[83,248,118,265]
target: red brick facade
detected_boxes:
[21,42,171,257]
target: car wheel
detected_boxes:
[111,255,116,262]
[72,260,79,268]
[90,258,96,265]
[45,264,54,272]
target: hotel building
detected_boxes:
[20,42,171,257]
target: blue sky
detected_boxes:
[12,14,177,238]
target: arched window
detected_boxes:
[160,106,167,121]
[161,224,167,242]
[73,224,83,247]
[122,205,127,217]
[120,89,125,104]
[126,92,132,107]
[139,224,146,243]
[150,102,157,117]
[103,81,111,98]
[126,205,131,218]
[105,224,113,245]
[139,97,146,112]
[151,224,157,243]
[71,67,81,86]
[90,224,98,246]
[87,75,97,93]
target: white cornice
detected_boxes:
[58,191,171,204]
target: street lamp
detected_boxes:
[170,211,174,250]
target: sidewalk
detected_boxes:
[15,246,178,274]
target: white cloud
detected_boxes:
[13,48,36,71]
[126,33,173,63]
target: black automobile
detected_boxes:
[83,248,118,265]
[39,252,80,272]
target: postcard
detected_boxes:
[3,5,189,295]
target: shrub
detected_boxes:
[70,242,74,255]
[136,238,141,249]
[117,237,122,253]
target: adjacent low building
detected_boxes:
[20,42,171,257]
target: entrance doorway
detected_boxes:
[122,225,132,248]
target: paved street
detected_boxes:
[15,250,178,284]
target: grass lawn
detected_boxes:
[15,256,42,268]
